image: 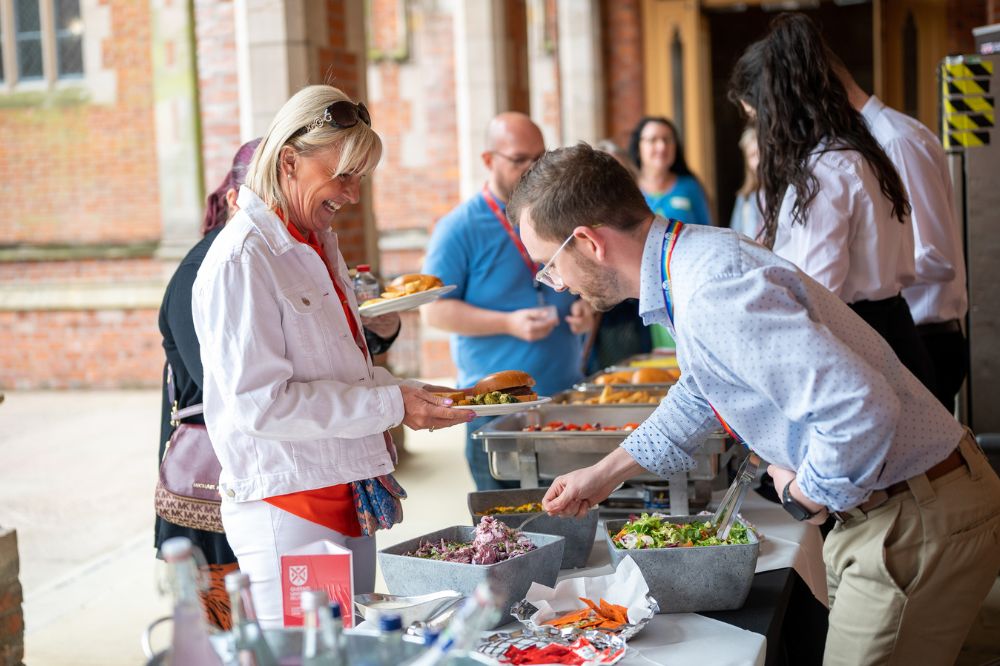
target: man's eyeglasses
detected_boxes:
[293,101,371,138]
[492,150,544,168]
[535,224,603,290]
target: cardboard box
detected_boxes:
[280,540,354,628]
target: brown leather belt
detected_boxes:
[833,449,965,522]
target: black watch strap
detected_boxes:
[782,483,819,521]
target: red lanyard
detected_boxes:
[482,184,540,281]
[277,209,368,360]
[659,219,745,446]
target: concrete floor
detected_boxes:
[0,389,474,665]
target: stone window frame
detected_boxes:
[0,0,115,104]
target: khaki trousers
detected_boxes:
[823,432,1000,666]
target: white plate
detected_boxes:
[357,285,457,317]
[451,396,552,416]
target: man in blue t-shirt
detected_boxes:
[422,112,591,490]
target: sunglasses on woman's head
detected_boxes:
[293,101,371,138]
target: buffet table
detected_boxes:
[527,490,830,666]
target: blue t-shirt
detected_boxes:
[422,192,583,396]
[643,174,712,226]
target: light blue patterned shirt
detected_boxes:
[622,217,963,512]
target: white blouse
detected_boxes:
[772,145,916,304]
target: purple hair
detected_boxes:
[201,138,263,235]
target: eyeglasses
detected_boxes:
[293,101,371,138]
[492,150,544,168]
[535,232,576,290]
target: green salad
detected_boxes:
[611,513,750,549]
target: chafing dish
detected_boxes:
[471,404,726,515]
[552,387,667,406]
[575,365,679,393]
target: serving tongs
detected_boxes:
[711,452,761,540]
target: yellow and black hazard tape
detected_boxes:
[945,79,991,96]
[943,61,994,80]
[945,130,990,149]
[946,112,995,131]
[945,96,995,114]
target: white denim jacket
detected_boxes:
[192,186,412,502]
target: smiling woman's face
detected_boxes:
[280,144,363,234]
[638,121,677,175]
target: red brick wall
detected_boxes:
[194,0,241,195]
[0,259,161,284]
[368,2,461,379]
[540,0,562,141]
[0,0,159,245]
[316,0,368,267]
[602,0,644,148]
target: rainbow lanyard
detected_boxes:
[659,219,746,446]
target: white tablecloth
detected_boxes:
[547,490,828,665]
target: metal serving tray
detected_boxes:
[551,388,667,406]
[575,365,678,392]
[472,404,726,514]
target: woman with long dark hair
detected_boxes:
[728,13,933,389]
[628,117,712,227]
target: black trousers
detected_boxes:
[848,295,935,393]
[917,323,968,411]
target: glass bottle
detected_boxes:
[225,571,279,666]
[160,537,223,666]
[301,590,346,666]
[353,264,381,304]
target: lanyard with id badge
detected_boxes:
[482,184,549,309]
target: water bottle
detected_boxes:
[404,584,501,666]
[160,537,223,666]
[376,613,405,665]
[353,264,381,304]
[225,571,278,666]
[301,590,346,666]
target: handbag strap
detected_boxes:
[167,363,205,425]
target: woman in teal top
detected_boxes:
[628,116,712,227]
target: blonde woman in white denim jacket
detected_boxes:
[192,85,471,626]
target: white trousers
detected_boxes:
[220,498,376,629]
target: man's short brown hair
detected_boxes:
[507,143,652,241]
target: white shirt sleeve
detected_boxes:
[881,135,958,285]
[194,256,405,442]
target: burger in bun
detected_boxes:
[473,370,538,402]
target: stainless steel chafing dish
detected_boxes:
[552,387,667,406]
[471,403,727,515]
[575,365,679,393]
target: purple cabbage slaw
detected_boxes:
[406,516,536,565]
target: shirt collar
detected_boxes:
[860,95,884,125]
[235,185,297,255]
[638,215,673,328]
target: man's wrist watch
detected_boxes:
[782,483,820,521]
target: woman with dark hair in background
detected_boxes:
[156,139,261,629]
[628,117,712,227]
[728,13,934,390]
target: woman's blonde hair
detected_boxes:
[245,85,383,213]
[737,126,759,198]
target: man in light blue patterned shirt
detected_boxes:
[508,144,1000,665]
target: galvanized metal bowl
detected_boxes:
[467,488,598,569]
[377,526,565,627]
[604,515,759,613]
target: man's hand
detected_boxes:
[542,465,621,517]
[767,464,829,525]
[360,312,401,339]
[506,307,559,342]
[399,385,474,430]
[565,299,596,336]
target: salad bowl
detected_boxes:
[378,525,565,627]
[604,515,759,613]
